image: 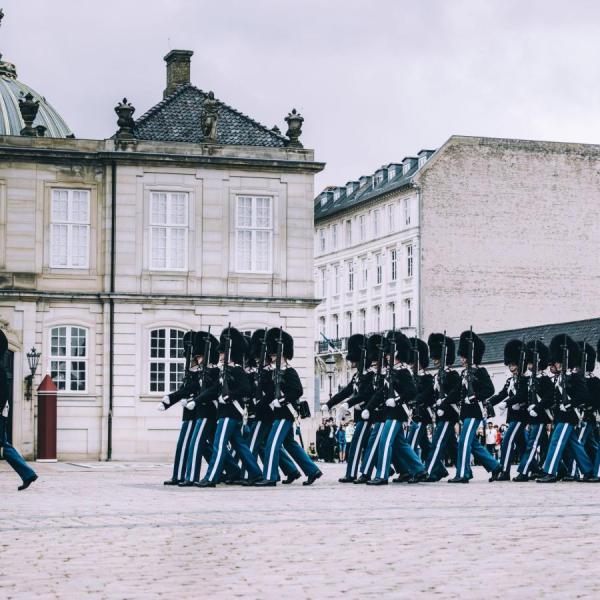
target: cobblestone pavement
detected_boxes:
[1,461,599,600]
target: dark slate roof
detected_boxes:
[314,155,431,222]
[472,317,600,366]
[134,84,287,147]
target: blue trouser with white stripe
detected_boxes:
[203,417,262,483]
[542,422,593,477]
[172,420,195,482]
[517,423,548,475]
[375,419,424,480]
[455,418,500,479]
[565,422,598,478]
[243,419,299,480]
[345,420,370,479]
[0,416,36,483]
[408,421,432,461]
[425,421,454,479]
[183,418,241,483]
[263,419,319,482]
[360,421,383,477]
[499,420,526,475]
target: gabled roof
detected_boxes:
[134,84,287,148]
[473,317,600,366]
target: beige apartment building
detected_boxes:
[0,40,323,459]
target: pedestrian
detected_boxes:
[0,331,37,491]
[485,422,497,457]
[337,425,347,462]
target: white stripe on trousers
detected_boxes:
[570,423,587,477]
[427,422,449,476]
[459,419,476,479]
[176,421,193,481]
[410,423,422,450]
[548,423,570,475]
[363,424,383,474]
[188,419,207,481]
[208,418,230,482]
[522,425,543,475]
[266,420,286,481]
[350,423,368,478]
[502,422,522,472]
[242,421,263,478]
[379,421,397,478]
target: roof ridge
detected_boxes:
[135,83,193,125]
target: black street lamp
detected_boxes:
[325,353,336,404]
[25,346,41,401]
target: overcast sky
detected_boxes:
[2,0,600,191]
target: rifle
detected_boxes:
[221,322,232,400]
[384,318,397,400]
[358,334,368,379]
[183,330,193,375]
[528,340,539,406]
[254,327,269,403]
[580,337,588,373]
[465,326,487,419]
[516,337,526,393]
[200,325,212,376]
[273,326,284,402]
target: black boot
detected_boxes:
[407,471,428,484]
[18,474,37,491]
[178,480,194,487]
[366,477,388,486]
[536,474,558,483]
[448,476,469,483]
[512,473,529,482]
[253,479,277,487]
[392,473,411,483]
[282,472,301,485]
[353,474,369,484]
[338,476,356,483]
[488,467,503,482]
[303,470,323,486]
[195,480,216,488]
[163,478,179,486]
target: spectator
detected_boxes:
[485,422,497,457]
[337,425,347,462]
[307,442,318,461]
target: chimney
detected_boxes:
[163,49,193,98]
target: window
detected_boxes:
[345,219,352,246]
[406,244,413,278]
[319,317,326,335]
[332,224,338,250]
[404,298,413,327]
[50,326,88,392]
[375,253,382,285]
[334,264,340,295]
[388,167,395,180]
[332,314,339,339]
[359,309,366,334]
[360,256,368,289]
[388,302,396,328]
[346,311,353,337]
[403,198,411,226]
[390,248,398,281]
[319,267,326,297]
[235,195,273,273]
[388,204,395,233]
[149,328,186,393]
[373,306,381,332]
[319,228,326,253]
[359,215,366,241]
[373,209,380,236]
[150,191,188,270]
[50,189,90,268]
[347,261,354,292]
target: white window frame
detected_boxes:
[347,260,354,292]
[320,267,326,297]
[404,298,413,327]
[319,317,326,334]
[319,228,326,253]
[50,188,90,269]
[388,204,395,232]
[373,209,380,237]
[406,244,414,278]
[359,309,366,334]
[359,215,366,241]
[333,264,340,295]
[375,253,382,285]
[373,305,381,333]
[234,195,273,274]
[49,325,88,393]
[149,191,189,271]
[332,224,338,250]
[345,219,352,247]
[346,311,353,337]
[332,314,339,339]
[390,248,398,281]
[404,198,411,226]
[388,302,396,328]
[360,256,368,289]
[148,327,186,394]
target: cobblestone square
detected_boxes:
[1,461,599,599]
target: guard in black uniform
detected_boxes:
[325,334,375,482]
[514,340,553,481]
[488,340,528,481]
[424,333,460,482]
[198,327,263,487]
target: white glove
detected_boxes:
[180,398,188,408]
[436,409,444,417]
[510,404,521,411]
[496,400,507,412]
[162,395,170,404]
[270,399,281,409]
[186,400,196,411]
[465,396,475,404]
[528,405,537,417]
[320,404,330,414]
[435,399,443,407]
[385,398,396,407]
[361,409,370,420]
[340,402,349,413]
[559,403,567,412]
[157,402,166,412]
[218,395,227,405]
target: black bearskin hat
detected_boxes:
[409,337,429,369]
[248,328,268,366]
[367,334,383,365]
[346,334,366,363]
[193,331,219,364]
[548,334,580,370]
[458,330,485,364]
[218,326,247,365]
[266,327,294,360]
[0,330,7,355]
[525,340,549,371]
[503,339,524,366]
[385,331,412,363]
[577,341,596,373]
[182,330,194,357]
[428,333,456,366]
[598,337,600,364]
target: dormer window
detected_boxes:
[388,167,395,180]
[320,195,327,207]
[346,183,354,196]
[375,173,384,186]
[403,162,411,175]
[333,188,340,201]
[418,155,427,168]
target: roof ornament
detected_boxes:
[115,98,136,139]
[18,92,39,136]
[201,91,218,142]
[284,108,303,148]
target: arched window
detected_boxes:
[149,328,186,393]
[50,326,88,392]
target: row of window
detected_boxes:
[316,197,413,255]
[49,189,273,274]
[318,299,413,339]
[49,325,189,394]
[316,244,413,298]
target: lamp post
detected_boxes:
[325,353,336,404]
[25,347,41,401]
